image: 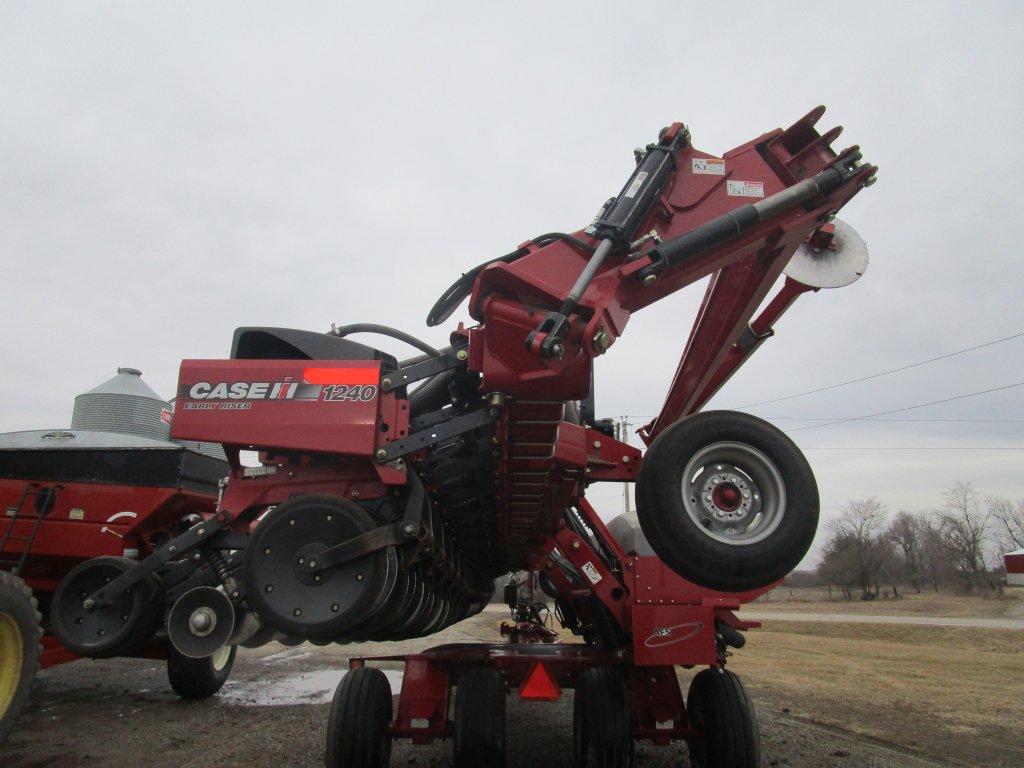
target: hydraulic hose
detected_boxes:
[328,323,441,357]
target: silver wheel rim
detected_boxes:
[210,644,232,671]
[680,441,785,546]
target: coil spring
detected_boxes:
[207,549,232,585]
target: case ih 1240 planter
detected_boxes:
[44,107,874,768]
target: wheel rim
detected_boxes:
[210,644,232,672]
[0,611,24,716]
[680,441,786,545]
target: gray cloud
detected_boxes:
[3,3,1022,567]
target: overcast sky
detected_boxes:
[2,3,1022,565]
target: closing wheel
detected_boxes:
[167,643,237,699]
[325,667,393,768]
[573,667,633,768]
[686,668,760,768]
[50,556,158,658]
[453,667,506,768]
[0,571,41,744]
[636,411,818,592]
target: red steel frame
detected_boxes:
[335,107,869,749]
[352,496,767,746]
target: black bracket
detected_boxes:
[84,514,229,609]
[381,347,467,392]
[735,324,774,351]
[376,407,498,462]
[307,473,426,573]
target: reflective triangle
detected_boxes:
[518,661,561,701]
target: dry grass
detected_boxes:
[754,587,1024,619]
[726,620,1024,766]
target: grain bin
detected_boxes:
[70,367,171,441]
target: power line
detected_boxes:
[763,417,1024,423]
[785,381,1024,432]
[733,330,1024,409]
[799,446,1024,450]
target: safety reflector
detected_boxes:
[518,661,561,701]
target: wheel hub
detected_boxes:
[188,607,217,637]
[681,442,786,546]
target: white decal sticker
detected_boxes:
[623,171,649,199]
[692,157,725,175]
[644,621,705,648]
[726,180,764,198]
[581,561,603,585]
[105,510,138,523]
[69,508,85,520]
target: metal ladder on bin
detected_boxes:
[0,482,55,575]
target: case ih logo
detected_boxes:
[182,368,379,404]
[643,621,704,648]
[188,377,310,401]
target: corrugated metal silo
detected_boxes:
[71,367,172,441]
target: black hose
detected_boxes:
[425,232,597,327]
[530,232,597,254]
[328,323,441,357]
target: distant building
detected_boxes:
[1006,549,1024,587]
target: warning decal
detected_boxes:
[581,561,603,585]
[726,180,765,198]
[623,171,649,199]
[692,157,725,175]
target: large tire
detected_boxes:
[0,571,41,744]
[573,667,633,768]
[453,667,506,768]
[636,411,818,592]
[686,668,760,768]
[166,643,236,699]
[325,667,393,768]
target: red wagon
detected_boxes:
[0,369,230,743]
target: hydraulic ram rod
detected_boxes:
[637,150,865,284]
[526,125,689,359]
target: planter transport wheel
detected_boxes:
[636,411,818,592]
[686,668,760,768]
[167,643,237,699]
[325,666,393,768]
[453,666,506,768]
[0,571,42,745]
[50,556,156,658]
[573,666,633,768]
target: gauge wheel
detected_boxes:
[167,643,237,699]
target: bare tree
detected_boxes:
[989,497,1024,552]
[917,515,956,592]
[817,531,860,600]
[937,481,995,591]
[888,511,925,593]
[825,497,890,599]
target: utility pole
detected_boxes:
[619,416,631,516]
